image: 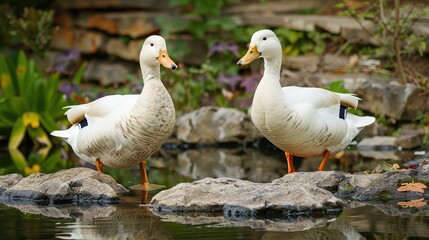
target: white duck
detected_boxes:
[52,35,177,190]
[237,29,375,173]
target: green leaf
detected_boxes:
[16,51,28,95]
[8,117,26,149]
[8,148,28,173]
[40,114,59,133]
[0,55,15,97]
[72,62,86,84]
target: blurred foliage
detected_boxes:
[9,7,56,58]
[0,51,84,175]
[0,4,56,58]
[335,0,429,85]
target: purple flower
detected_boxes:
[208,41,239,56]
[240,73,262,93]
[59,82,80,98]
[239,97,253,109]
[130,83,143,93]
[216,73,241,91]
[57,49,81,62]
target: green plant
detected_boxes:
[9,7,56,58]
[157,0,237,41]
[336,0,429,84]
[0,51,83,175]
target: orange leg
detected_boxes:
[139,160,149,187]
[285,152,295,173]
[317,150,330,171]
[95,159,103,172]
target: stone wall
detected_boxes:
[49,0,429,122]
[51,0,424,86]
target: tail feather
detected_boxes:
[51,125,78,140]
[347,114,376,130]
[338,93,361,109]
[64,105,88,124]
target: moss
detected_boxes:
[397,178,429,187]
[376,189,390,202]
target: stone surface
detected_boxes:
[151,168,429,216]
[232,14,378,44]
[176,106,262,144]
[310,73,421,121]
[151,177,343,216]
[76,12,159,38]
[395,130,425,150]
[51,28,106,54]
[351,169,429,201]
[225,0,329,14]
[273,171,350,192]
[0,173,22,195]
[104,38,144,62]
[0,168,127,204]
[357,136,398,150]
[55,0,168,9]
[84,60,138,86]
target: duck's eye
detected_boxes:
[150,43,154,46]
[263,37,267,41]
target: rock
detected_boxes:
[395,130,425,150]
[336,173,382,198]
[51,28,106,54]
[104,38,144,62]
[0,168,127,204]
[150,177,343,216]
[283,54,351,72]
[176,106,262,144]
[357,136,397,150]
[55,0,168,10]
[310,73,420,121]
[352,169,429,201]
[225,0,329,14]
[76,12,159,38]
[84,60,138,86]
[273,171,350,192]
[232,14,377,44]
[104,36,206,65]
[0,173,23,195]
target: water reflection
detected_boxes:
[153,210,342,232]
[1,145,429,239]
[163,148,287,182]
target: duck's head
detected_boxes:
[139,35,177,70]
[237,29,282,66]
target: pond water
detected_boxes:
[1,143,429,239]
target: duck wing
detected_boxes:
[282,86,360,111]
[64,95,139,124]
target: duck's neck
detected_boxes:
[263,56,282,80]
[258,55,283,92]
[141,64,161,83]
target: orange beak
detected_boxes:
[237,45,260,66]
[158,49,177,70]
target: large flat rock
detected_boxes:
[151,168,429,218]
[0,168,127,204]
[150,177,343,217]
